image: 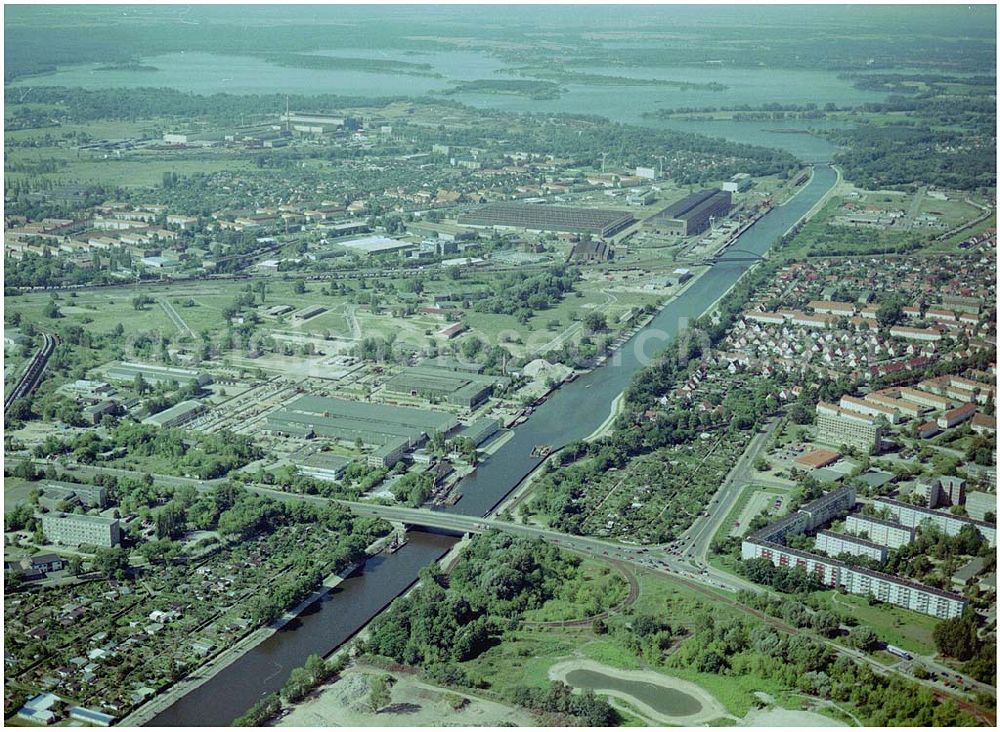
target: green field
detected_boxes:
[815,590,938,656]
[458,566,801,720]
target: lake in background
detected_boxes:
[11,48,886,159]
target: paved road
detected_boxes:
[336,500,759,595]
[334,500,992,720]
[680,417,781,567]
[905,186,927,231]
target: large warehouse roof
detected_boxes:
[105,362,211,386]
[267,395,458,445]
[458,203,635,237]
[658,188,730,222]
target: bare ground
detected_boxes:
[276,668,538,727]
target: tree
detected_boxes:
[932,610,981,661]
[93,547,129,579]
[282,666,314,703]
[7,398,32,422]
[11,458,38,481]
[583,311,607,333]
[848,625,879,652]
[876,298,904,328]
[43,300,61,319]
[811,610,841,638]
[368,674,393,712]
[155,502,186,539]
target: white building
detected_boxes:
[815,530,887,563]
[42,513,120,548]
[741,540,967,619]
[845,514,915,549]
[874,497,996,547]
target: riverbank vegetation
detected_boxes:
[440,79,563,100]
[509,67,728,91]
[358,533,621,725]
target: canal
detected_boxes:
[149,163,837,726]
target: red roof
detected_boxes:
[943,402,977,421]
[972,413,996,431]
[795,448,841,469]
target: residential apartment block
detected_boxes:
[41,513,120,548]
[741,486,968,619]
[845,514,915,549]
[816,402,882,453]
[873,497,996,547]
[741,540,967,619]
[815,530,888,563]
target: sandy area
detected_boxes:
[548,658,729,726]
[740,707,846,727]
[276,668,538,727]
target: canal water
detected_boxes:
[149,163,837,726]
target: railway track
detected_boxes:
[4,333,58,414]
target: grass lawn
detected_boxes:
[455,565,793,720]
[816,590,938,655]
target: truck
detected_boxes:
[886,644,912,660]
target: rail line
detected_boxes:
[4,333,58,414]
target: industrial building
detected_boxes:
[279,111,346,133]
[568,240,613,263]
[82,400,117,425]
[644,189,732,237]
[266,395,458,455]
[294,452,354,482]
[457,417,501,447]
[383,367,501,409]
[369,438,410,468]
[722,173,752,193]
[41,513,120,548]
[142,400,206,428]
[815,401,882,454]
[457,203,635,238]
[105,362,212,388]
[421,356,485,374]
[337,235,415,256]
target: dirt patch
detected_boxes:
[276,668,538,727]
[740,707,847,727]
